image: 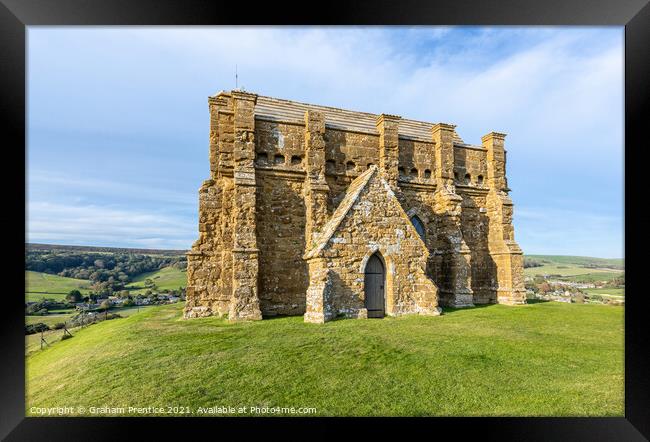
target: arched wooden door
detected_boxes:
[364,253,385,318]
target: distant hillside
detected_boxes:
[25,270,92,302]
[523,255,624,283]
[27,243,188,257]
[525,255,624,270]
[125,267,187,294]
[26,244,188,299]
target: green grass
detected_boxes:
[526,255,623,269]
[26,313,74,328]
[561,272,624,283]
[26,271,92,302]
[524,265,619,277]
[25,305,155,356]
[524,255,623,283]
[26,302,623,417]
[124,267,186,294]
[583,288,625,297]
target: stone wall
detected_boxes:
[454,146,488,187]
[256,171,308,316]
[184,90,526,320]
[398,139,436,183]
[304,167,440,323]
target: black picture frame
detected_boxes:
[2,0,647,439]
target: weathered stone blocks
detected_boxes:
[185,90,526,321]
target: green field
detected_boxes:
[26,271,92,302]
[26,301,623,417]
[562,273,625,283]
[26,311,74,327]
[526,255,623,268]
[26,266,185,301]
[583,288,625,297]
[125,267,187,294]
[524,255,623,282]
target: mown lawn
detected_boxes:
[26,301,623,417]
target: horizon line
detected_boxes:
[24,242,623,260]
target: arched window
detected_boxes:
[346,161,356,171]
[477,175,484,186]
[410,215,426,241]
[464,173,471,184]
[410,168,419,178]
[424,169,431,179]
[274,154,285,165]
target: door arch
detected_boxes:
[364,253,385,318]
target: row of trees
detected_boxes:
[26,250,187,288]
[65,286,186,305]
[523,258,544,268]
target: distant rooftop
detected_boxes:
[213,91,479,147]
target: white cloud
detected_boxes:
[29,26,623,147]
[27,201,195,249]
[27,27,623,256]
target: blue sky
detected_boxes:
[27,26,624,258]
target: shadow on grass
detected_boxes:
[261,314,302,322]
[441,303,495,315]
[262,313,385,323]
[442,299,549,314]
[261,301,550,321]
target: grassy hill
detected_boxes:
[526,255,623,269]
[25,266,186,301]
[25,305,155,355]
[26,302,623,417]
[25,271,92,302]
[125,266,187,294]
[524,255,624,282]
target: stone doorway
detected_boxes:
[364,253,385,318]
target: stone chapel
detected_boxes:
[184,90,526,323]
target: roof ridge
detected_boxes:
[256,95,381,119]
[219,90,467,144]
[304,166,378,259]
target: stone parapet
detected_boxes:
[432,123,457,188]
[376,114,401,188]
[482,131,508,192]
